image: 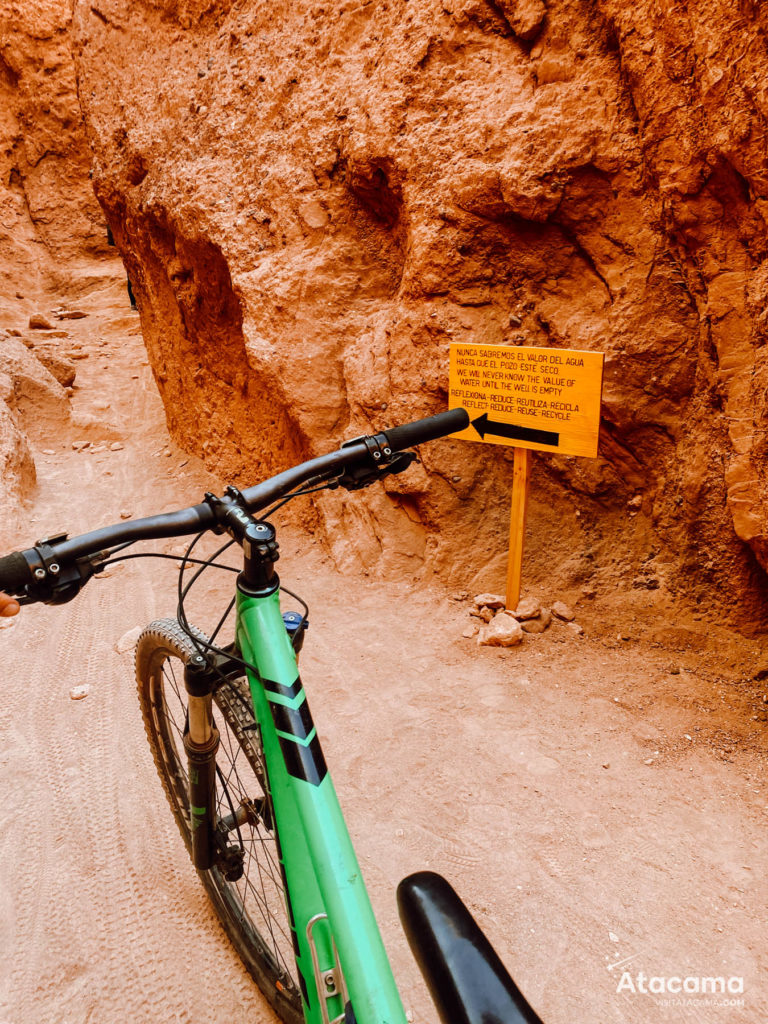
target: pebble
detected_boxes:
[119,510,132,519]
[566,622,584,636]
[461,623,479,639]
[512,596,541,620]
[115,626,142,654]
[110,441,124,451]
[551,600,575,621]
[478,612,524,647]
[29,313,53,330]
[56,309,87,320]
[70,684,89,700]
[41,449,55,455]
[521,608,552,633]
[72,440,90,451]
[473,592,505,610]
[632,575,660,590]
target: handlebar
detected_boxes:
[0,407,469,604]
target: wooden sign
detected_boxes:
[448,342,604,611]
[448,343,604,458]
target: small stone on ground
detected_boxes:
[473,592,506,610]
[478,612,524,647]
[29,313,54,330]
[522,608,552,633]
[551,600,575,621]
[115,626,142,654]
[512,596,541,620]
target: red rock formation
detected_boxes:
[68,0,768,619]
[0,0,109,510]
[0,0,106,305]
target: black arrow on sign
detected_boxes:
[471,413,560,448]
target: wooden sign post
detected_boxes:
[507,448,531,611]
[448,343,605,611]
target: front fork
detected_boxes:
[183,656,220,870]
[183,656,247,882]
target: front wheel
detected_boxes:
[135,618,303,1024]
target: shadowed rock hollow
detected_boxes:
[62,1,768,622]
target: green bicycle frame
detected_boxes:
[236,585,408,1024]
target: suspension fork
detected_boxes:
[183,654,220,871]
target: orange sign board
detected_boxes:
[449,343,604,458]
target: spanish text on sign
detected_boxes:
[449,343,604,458]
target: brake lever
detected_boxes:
[338,451,416,492]
[19,546,105,606]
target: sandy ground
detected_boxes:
[0,260,766,1024]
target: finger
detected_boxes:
[0,599,20,617]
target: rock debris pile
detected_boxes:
[464,593,582,647]
[0,321,82,509]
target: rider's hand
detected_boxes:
[0,592,20,617]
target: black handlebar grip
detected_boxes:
[383,408,469,453]
[0,551,32,594]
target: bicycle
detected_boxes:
[0,408,542,1024]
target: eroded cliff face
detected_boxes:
[69,0,768,619]
[0,0,111,509]
[0,0,106,303]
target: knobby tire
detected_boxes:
[135,618,303,1024]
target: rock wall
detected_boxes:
[0,0,110,511]
[0,0,106,306]
[68,0,768,620]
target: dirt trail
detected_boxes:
[0,260,766,1024]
